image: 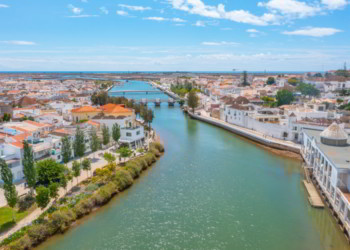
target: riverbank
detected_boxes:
[187,110,301,155]
[0,142,164,250]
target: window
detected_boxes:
[136,131,140,135]
[126,132,132,137]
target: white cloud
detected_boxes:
[194,21,206,27]
[68,4,83,15]
[1,41,37,45]
[257,0,321,18]
[172,17,186,22]
[170,0,279,26]
[144,17,167,21]
[321,0,348,9]
[0,4,9,8]
[100,7,108,15]
[282,27,342,37]
[246,29,259,33]
[118,4,151,11]
[201,41,239,46]
[116,10,129,16]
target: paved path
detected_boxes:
[0,147,114,242]
[196,110,301,152]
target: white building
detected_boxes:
[302,123,350,238]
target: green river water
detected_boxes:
[39,94,350,250]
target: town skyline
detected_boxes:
[0,0,349,71]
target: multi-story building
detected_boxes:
[302,123,350,237]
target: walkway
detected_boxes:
[0,147,113,242]
[190,110,301,153]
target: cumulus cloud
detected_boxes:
[1,41,37,45]
[144,17,167,21]
[170,0,279,26]
[258,0,321,18]
[172,17,186,22]
[282,27,342,37]
[118,4,151,11]
[201,41,239,46]
[68,4,83,14]
[0,4,9,8]
[116,10,129,16]
[321,0,348,9]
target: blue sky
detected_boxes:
[0,0,349,71]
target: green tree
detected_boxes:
[89,127,100,158]
[36,159,65,186]
[178,100,185,106]
[73,127,85,159]
[61,136,72,165]
[2,113,11,122]
[288,77,300,86]
[187,90,199,113]
[102,125,110,146]
[297,83,320,97]
[72,161,81,184]
[49,182,59,201]
[266,77,276,85]
[276,90,294,106]
[82,158,91,177]
[59,173,68,193]
[66,169,73,186]
[103,153,116,164]
[112,124,121,146]
[22,141,36,195]
[118,147,132,163]
[241,71,249,86]
[0,159,18,220]
[35,186,50,209]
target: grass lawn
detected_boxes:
[0,205,36,233]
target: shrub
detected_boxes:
[1,227,29,247]
[94,182,117,205]
[150,148,161,157]
[144,153,156,166]
[135,158,148,170]
[85,183,99,192]
[150,142,164,153]
[8,235,32,250]
[113,170,133,191]
[48,210,76,233]
[27,224,50,245]
[74,198,94,218]
[125,164,140,179]
[18,194,35,212]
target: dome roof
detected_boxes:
[320,123,348,146]
[320,123,348,140]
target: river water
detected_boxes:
[39,81,350,250]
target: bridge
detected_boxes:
[135,98,177,107]
[109,90,164,95]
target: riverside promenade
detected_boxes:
[188,110,301,154]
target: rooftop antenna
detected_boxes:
[344,62,347,71]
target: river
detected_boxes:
[39,81,350,250]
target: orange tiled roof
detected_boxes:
[9,126,31,133]
[11,132,31,142]
[87,120,100,126]
[23,120,50,128]
[10,141,24,149]
[71,106,101,113]
[101,104,132,114]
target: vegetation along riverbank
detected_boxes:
[0,142,164,250]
